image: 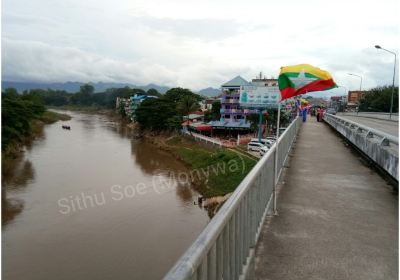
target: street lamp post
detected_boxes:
[348,73,363,114]
[375,45,397,119]
[348,73,363,91]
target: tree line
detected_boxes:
[2,84,163,109]
[359,86,399,113]
[2,83,223,133]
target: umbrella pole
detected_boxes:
[273,102,281,215]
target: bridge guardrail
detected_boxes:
[324,113,398,180]
[164,117,302,280]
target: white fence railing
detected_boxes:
[324,113,398,180]
[188,131,223,147]
[164,117,302,280]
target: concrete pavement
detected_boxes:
[253,117,398,280]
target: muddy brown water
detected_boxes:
[2,110,209,280]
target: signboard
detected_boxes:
[239,85,281,108]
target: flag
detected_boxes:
[278,64,337,100]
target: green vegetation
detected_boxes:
[2,89,70,163]
[166,137,256,197]
[2,85,162,109]
[39,111,71,123]
[204,100,221,122]
[359,86,399,112]
[247,109,290,131]
[135,87,202,131]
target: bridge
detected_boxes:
[163,113,398,280]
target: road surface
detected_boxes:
[337,113,398,137]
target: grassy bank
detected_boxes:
[163,136,257,198]
[39,110,71,123]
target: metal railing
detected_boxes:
[164,117,302,280]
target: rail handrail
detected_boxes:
[325,113,398,145]
[164,117,301,280]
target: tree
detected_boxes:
[204,100,221,122]
[177,96,200,129]
[147,88,161,97]
[135,98,179,130]
[71,84,94,105]
[80,84,95,95]
[359,86,399,112]
[42,90,70,106]
[2,93,40,151]
[3,88,19,99]
[164,87,202,104]
[177,96,200,116]
[210,101,221,119]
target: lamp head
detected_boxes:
[375,45,381,49]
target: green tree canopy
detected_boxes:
[204,100,221,122]
[359,86,399,112]
[2,90,45,151]
[80,84,95,95]
[164,87,202,104]
[135,98,180,130]
[147,88,161,97]
[177,95,200,116]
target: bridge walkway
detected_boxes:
[253,117,398,280]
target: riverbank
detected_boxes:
[143,133,257,198]
[2,110,72,175]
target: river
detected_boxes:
[2,110,209,280]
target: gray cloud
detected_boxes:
[2,38,177,85]
[2,38,249,90]
[1,0,398,90]
[131,17,244,41]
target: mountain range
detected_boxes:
[2,81,221,97]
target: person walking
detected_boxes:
[320,107,325,122]
[302,107,308,122]
[316,107,321,122]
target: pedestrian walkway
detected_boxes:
[253,117,398,280]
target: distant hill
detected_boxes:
[198,87,221,97]
[1,81,171,94]
[1,81,222,97]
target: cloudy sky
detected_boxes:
[2,0,399,92]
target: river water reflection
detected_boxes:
[2,111,209,280]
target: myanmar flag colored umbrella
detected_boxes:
[278,64,337,100]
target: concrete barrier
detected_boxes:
[324,114,398,181]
